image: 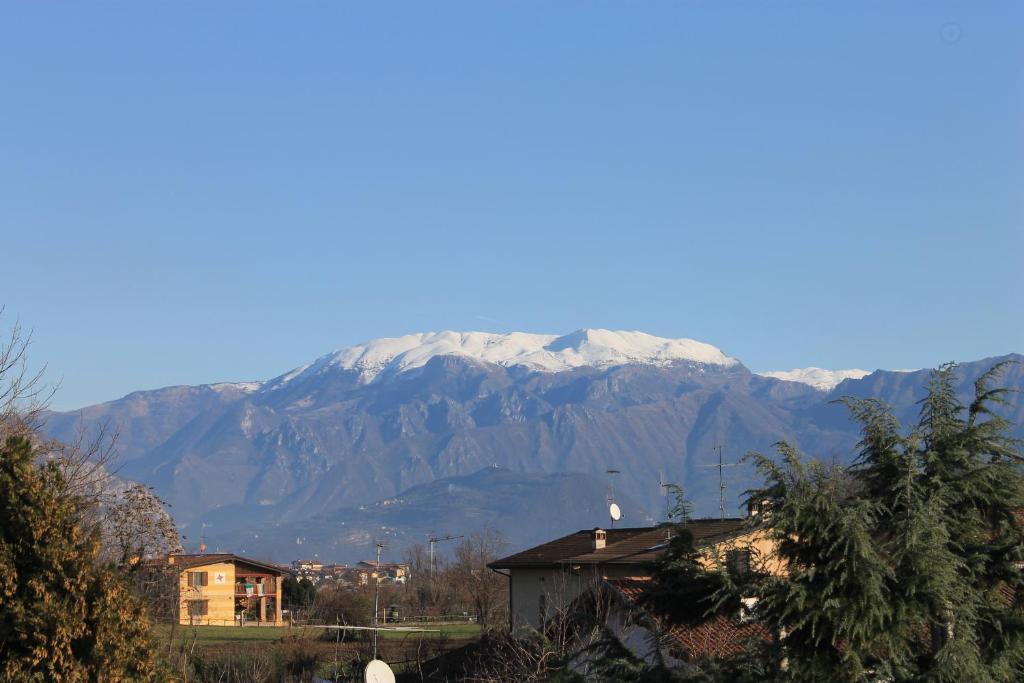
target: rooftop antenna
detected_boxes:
[372,541,385,660]
[700,445,740,521]
[606,468,622,528]
[427,534,464,575]
[659,474,675,523]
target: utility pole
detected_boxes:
[700,445,740,521]
[373,541,384,660]
[428,534,464,575]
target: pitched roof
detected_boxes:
[606,577,772,661]
[488,518,747,569]
[168,553,289,575]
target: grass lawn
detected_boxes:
[153,624,316,645]
[152,621,480,645]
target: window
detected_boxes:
[187,600,209,616]
[187,571,209,587]
[726,549,752,577]
[538,594,547,623]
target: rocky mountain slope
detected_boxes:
[42,330,1023,560]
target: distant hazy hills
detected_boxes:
[42,330,1023,562]
[204,467,655,564]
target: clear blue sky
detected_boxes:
[2,2,1021,410]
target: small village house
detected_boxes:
[488,517,783,667]
[488,518,781,631]
[165,554,289,626]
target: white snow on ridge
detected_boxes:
[208,381,264,394]
[760,367,871,392]
[270,329,739,387]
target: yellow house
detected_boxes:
[166,553,288,626]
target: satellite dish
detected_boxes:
[609,502,622,521]
[365,660,395,683]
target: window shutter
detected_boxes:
[726,549,752,576]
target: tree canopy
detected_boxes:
[0,435,160,681]
[738,362,1024,682]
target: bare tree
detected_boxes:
[105,483,183,566]
[451,529,508,630]
[0,309,56,439]
[0,312,182,622]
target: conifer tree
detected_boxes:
[0,435,160,681]
[738,362,1024,682]
[643,485,734,626]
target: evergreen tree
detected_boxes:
[282,575,317,613]
[738,362,1024,682]
[643,486,735,626]
[745,446,895,681]
[0,435,160,681]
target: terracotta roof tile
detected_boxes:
[606,577,771,661]
[664,616,771,660]
[166,553,289,574]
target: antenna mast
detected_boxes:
[659,476,675,523]
[606,469,621,528]
[427,534,464,575]
[700,445,740,521]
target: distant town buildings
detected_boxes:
[289,559,410,586]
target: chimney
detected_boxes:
[748,498,772,520]
[592,528,607,551]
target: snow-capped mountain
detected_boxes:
[265,329,739,389]
[41,328,1023,562]
[760,367,872,392]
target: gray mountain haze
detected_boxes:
[42,329,1024,563]
[204,467,656,564]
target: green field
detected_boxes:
[154,624,308,645]
[153,622,480,646]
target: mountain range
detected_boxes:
[42,330,1024,563]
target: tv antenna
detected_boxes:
[659,473,676,522]
[427,534,464,575]
[700,445,740,521]
[606,469,622,527]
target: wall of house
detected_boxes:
[508,565,641,631]
[178,561,236,626]
[698,529,787,577]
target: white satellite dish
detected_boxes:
[365,659,396,683]
[609,502,622,521]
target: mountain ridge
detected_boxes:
[41,333,1023,561]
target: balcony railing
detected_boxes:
[235,582,277,596]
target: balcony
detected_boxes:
[235,577,277,597]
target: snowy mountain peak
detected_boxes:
[271,329,740,387]
[760,367,872,392]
